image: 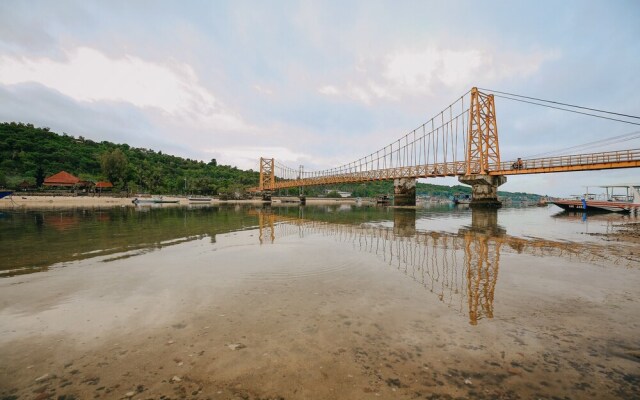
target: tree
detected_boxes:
[35,166,45,187]
[127,181,139,196]
[100,148,129,185]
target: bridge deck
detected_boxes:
[492,149,640,175]
[260,148,640,190]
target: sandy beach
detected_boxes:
[0,195,363,209]
[0,194,139,209]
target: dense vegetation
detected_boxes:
[0,122,258,196]
[0,122,540,200]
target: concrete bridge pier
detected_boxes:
[394,178,416,206]
[458,175,506,208]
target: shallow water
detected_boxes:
[0,204,638,399]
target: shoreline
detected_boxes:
[0,194,367,209]
[3,197,639,246]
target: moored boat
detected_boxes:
[551,184,640,213]
[132,196,180,205]
[452,193,471,205]
[536,196,550,207]
[0,190,13,200]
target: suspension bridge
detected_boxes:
[255,87,640,207]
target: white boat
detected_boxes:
[551,184,640,213]
[132,196,180,204]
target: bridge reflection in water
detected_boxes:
[254,207,629,326]
[255,208,502,325]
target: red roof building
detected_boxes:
[43,171,80,187]
[95,181,114,189]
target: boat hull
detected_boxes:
[551,199,639,213]
[132,198,180,204]
[0,191,12,199]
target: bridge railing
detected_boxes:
[494,149,640,172]
[272,161,469,189]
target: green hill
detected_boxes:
[0,122,258,195]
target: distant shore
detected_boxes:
[0,194,364,209]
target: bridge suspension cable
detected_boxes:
[270,91,473,185]
[526,130,640,158]
[480,88,640,126]
[479,88,640,120]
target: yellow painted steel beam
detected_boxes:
[259,157,275,191]
[466,88,500,175]
[492,160,640,175]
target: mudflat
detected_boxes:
[1,207,639,399]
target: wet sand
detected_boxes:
[588,221,640,245]
[1,224,639,399]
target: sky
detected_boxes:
[0,0,639,196]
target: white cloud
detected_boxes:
[253,85,273,95]
[382,48,442,93]
[318,85,339,96]
[319,46,559,104]
[438,49,485,87]
[0,47,248,131]
[204,146,310,171]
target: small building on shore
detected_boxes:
[43,171,94,193]
[95,181,114,195]
[43,171,80,187]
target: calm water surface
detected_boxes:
[0,204,638,399]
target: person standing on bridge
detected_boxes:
[512,158,524,170]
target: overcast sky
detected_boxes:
[1,0,638,196]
